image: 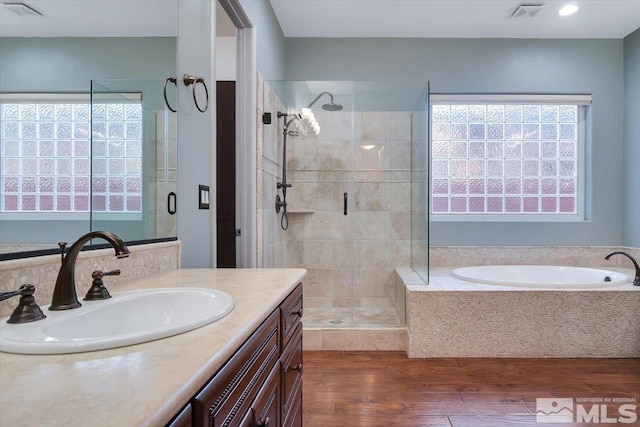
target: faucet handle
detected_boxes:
[100,269,121,277]
[84,269,119,301]
[0,284,47,324]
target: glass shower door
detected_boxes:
[286,81,356,327]
[259,79,357,327]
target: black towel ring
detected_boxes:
[183,74,209,113]
[163,77,177,113]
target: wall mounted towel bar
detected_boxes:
[183,74,209,113]
[163,77,177,112]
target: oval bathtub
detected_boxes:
[451,265,630,289]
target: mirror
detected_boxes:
[0,0,178,257]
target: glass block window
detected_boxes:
[430,94,589,220]
[0,94,142,214]
[90,102,143,213]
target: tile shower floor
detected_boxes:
[304,306,402,327]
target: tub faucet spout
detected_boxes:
[50,231,130,310]
[605,251,640,286]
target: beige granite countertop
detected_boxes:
[0,268,307,427]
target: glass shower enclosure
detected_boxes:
[259,79,428,328]
[91,80,177,242]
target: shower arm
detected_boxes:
[306,91,335,108]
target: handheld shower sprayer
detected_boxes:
[274,91,344,231]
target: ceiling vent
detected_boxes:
[511,3,544,18]
[1,2,43,17]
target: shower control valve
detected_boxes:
[275,195,287,213]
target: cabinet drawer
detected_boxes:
[192,310,279,427]
[238,363,281,427]
[280,322,302,419]
[280,283,303,348]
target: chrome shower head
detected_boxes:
[322,102,343,111]
[307,91,343,112]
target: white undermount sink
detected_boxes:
[0,288,234,355]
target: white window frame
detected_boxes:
[429,94,590,222]
[0,92,143,220]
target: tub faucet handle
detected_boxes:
[605,251,640,286]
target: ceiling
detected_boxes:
[0,0,177,37]
[0,0,236,38]
[1,0,637,39]
[269,0,640,39]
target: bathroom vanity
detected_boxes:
[0,268,306,427]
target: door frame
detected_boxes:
[218,0,256,268]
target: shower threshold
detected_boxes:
[304,306,403,327]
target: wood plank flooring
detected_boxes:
[302,351,640,427]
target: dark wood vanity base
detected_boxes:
[167,283,303,427]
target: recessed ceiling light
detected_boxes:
[559,4,579,16]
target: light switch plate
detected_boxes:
[198,185,210,209]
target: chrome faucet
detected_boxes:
[50,231,130,311]
[605,251,640,286]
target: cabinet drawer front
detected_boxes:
[249,363,281,427]
[280,322,302,417]
[280,283,303,347]
[283,395,302,427]
[192,311,279,427]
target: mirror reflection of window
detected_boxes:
[0,94,143,218]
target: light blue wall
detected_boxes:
[0,37,176,248]
[0,37,176,92]
[240,0,286,80]
[623,29,640,248]
[176,0,213,267]
[285,38,625,246]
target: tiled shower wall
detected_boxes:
[285,110,412,317]
[256,74,288,268]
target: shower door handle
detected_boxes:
[167,192,177,215]
[343,192,348,216]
